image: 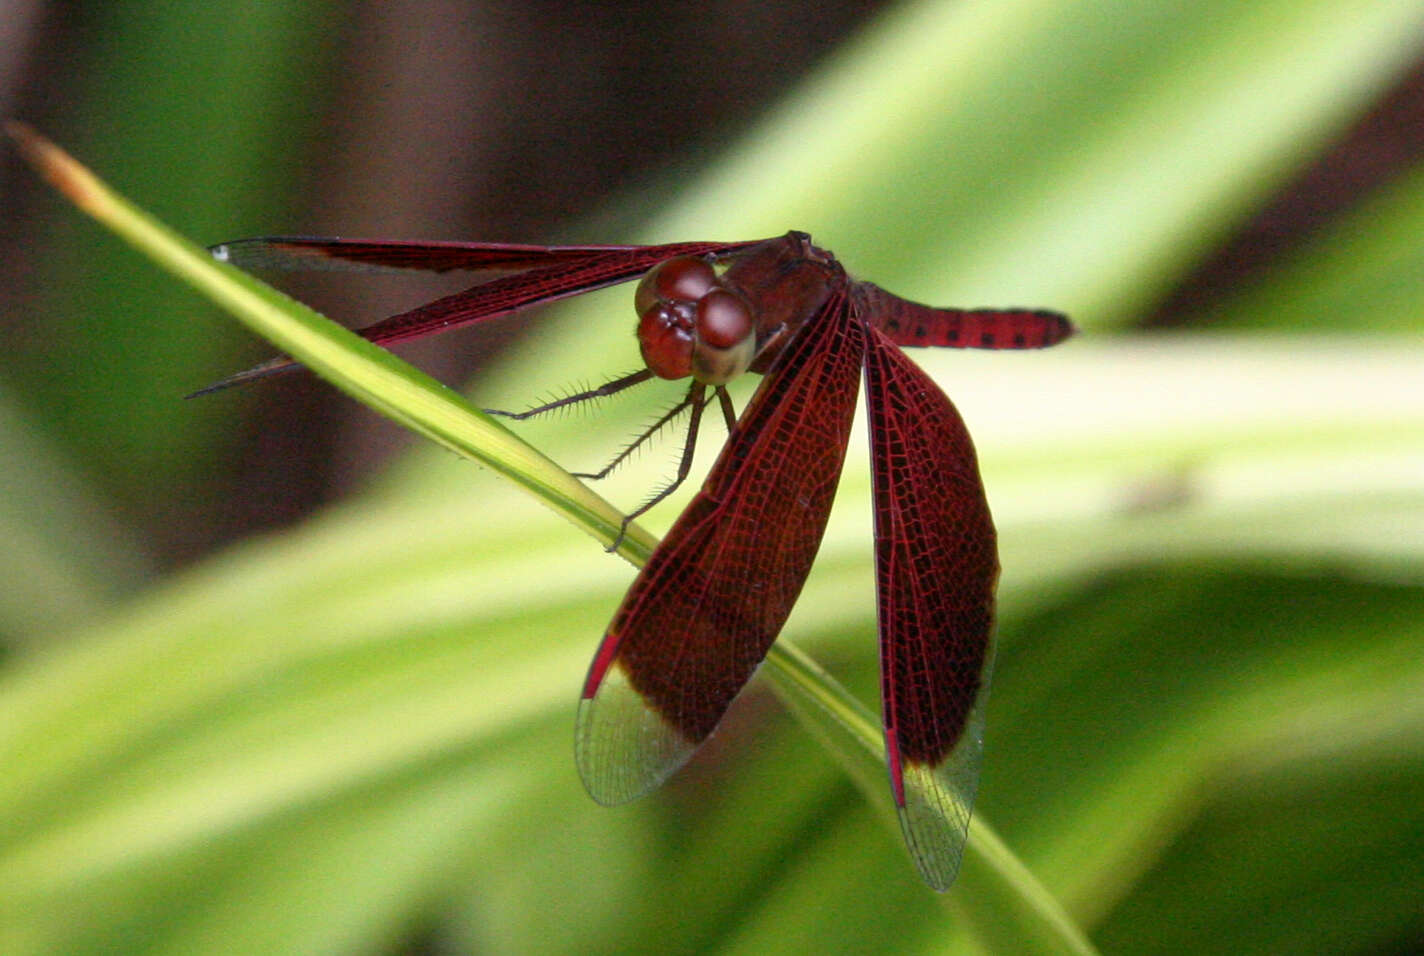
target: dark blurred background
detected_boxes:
[3,1,901,566]
[5,2,1423,570]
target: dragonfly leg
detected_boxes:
[604,383,730,553]
[572,389,701,483]
[714,385,738,433]
[484,368,654,420]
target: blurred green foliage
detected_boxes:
[3,0,1423,953]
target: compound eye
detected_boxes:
[691,288,755,385]
[637,303,694,380]
[634,256,717,316]
[695,288,753,350]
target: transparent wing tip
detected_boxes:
[895,759,977,891]
[574,662,697,806]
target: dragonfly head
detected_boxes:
[635,255,755,386]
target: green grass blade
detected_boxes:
[5,122,1083,936]
[5,122,652,563]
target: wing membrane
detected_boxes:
[576,291,866,804]
[212,237,749,275]
[196,239,764,393]
[350,242,759,350]
[862,323,998,890]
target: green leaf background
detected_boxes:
[3,0,1423,952]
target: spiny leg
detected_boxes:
[484,368,654,420]
[571,390,702,482]
[604,383,738,552]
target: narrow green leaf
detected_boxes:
[5,121,652,563]
[5,122,1083,944]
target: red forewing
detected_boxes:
[345,242,761,350]
[576,290,867,804]
[200,239,764,392]
[862,323,998,891]
[213,237,757,276]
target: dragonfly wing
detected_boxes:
[211,237,759,275]
[350,243,759,350]
[577,291,867,804]
[862,323,998,891]
[196,239,765,393]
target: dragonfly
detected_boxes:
[206,230,1073,890]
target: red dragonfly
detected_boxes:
[207,230,1072,890]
